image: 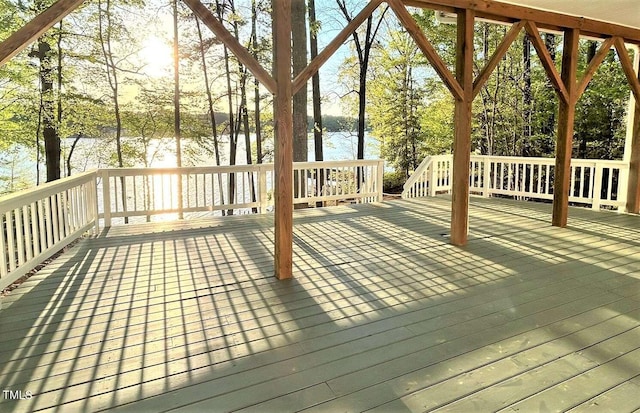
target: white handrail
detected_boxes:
[403,154,629,211]
[0,171,98,291]
[401,155,453,198]
[99,160,386,226]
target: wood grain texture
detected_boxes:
[403,0,640,45]
[388,0,463,101]
[292,0,384,95]
[2,197,640,412]
[626,61,640,213]
[0,0,85,66]
[182,0,277,94]
[525,20,569,104]
[473,20,525,99]
[552,28,580,228]
[614,37,640,103]
[576,37,616,99]
[450,8,474,246]
[273,0,294,280]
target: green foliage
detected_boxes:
[368,26,427,177]
[574,48,629,160]
[366,11,631,173]
[383,170,406,194]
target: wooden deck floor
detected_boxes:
[1,196,640,412]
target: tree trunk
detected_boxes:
[309,0,324,205]
[173,0,183,219]
[35,40,60,182]
[523,33,531,156]
[195,18,225,212]
[251,0,263,164]
[98,0,126,223]
[218,0,237,215]
[30,0,61,183]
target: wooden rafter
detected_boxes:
[472,20,525,99]
[614,38,640,103]
[388,0,463,101]
[525,21,569,104]
[403,0,640,45]
[182,0,277,95]
[576,37,616,98]
[0,0,85,66]
[292,0,384,94]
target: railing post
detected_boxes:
[102,170,112,227]
[618,165,629,212]
[429,161,437,197]
[377,160,384,202]
[482,156,491,197]
[259,165,268,214]
[592,164,603,211]
[93,173,100,234]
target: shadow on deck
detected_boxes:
[1,197,640,412]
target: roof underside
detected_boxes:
[503,0,640,30]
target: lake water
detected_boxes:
[0,132,381,193]
[152,131,380,167]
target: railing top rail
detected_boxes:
[0,170,97,213]
[99,160,385,177]
[293,159,384,168]
[470,154,627,167]
[100,165,268,175]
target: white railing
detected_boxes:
[0,171,98,291]
[401,155,453,198]
[100,160,385,225]
[403,154,628,210]
[0,160,384,292]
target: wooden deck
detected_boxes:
[1,196,640,412]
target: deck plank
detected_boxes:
[1,197,640,413]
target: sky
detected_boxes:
[134,0,373,116]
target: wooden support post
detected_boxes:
[273,0,293,280]
[552,28,579,227]
[626,53,640,213]
[450,8,474,246]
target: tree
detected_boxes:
[336,0,388,161]
[30,0,61,182]
[368,27,427,177]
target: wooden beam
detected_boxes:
[0,0,85,67]
[183,0,277,95]
[614,38,640,103]
[525,21,569,104]
[272,0,294,280]
[450,8,474,246]
[403,0,640,45]
[388,0,463,101]
[576,37,616,99]
[552,28,579,228]
[292,0,383,95]
[473,20,525,99]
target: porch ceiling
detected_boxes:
[504,0,640,30]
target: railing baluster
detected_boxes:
[0,215,7,278]
[607,168,614,201]
[15,209,24,266]
[23,205,32,262]
[31,202,40,256]
[6,211,16,272]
